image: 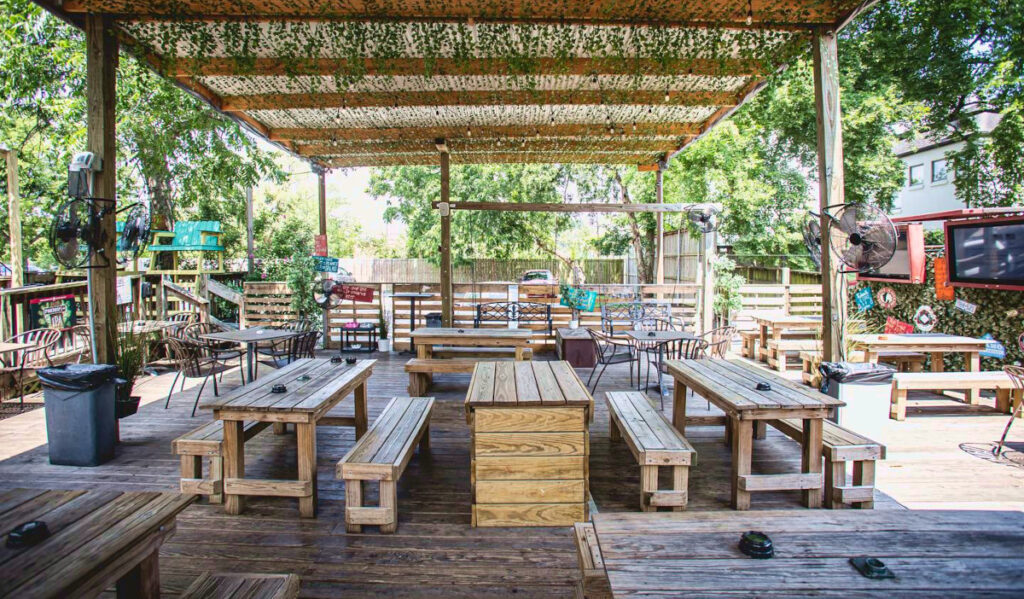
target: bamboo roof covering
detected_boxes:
[41,0,873,168]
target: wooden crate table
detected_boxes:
[465,360,594,527]
[556,327,596,368]
[200,358,374,518]
[851,333,990,404]
[201,327,300,382]
[411,327,533,360]
[586,509,1024,598]
[0,488,194,599]
[665,359,844,510]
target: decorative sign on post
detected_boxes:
[934,257,955,301]
[913,305,937,332]
[312,255,339,272]
[559,286,597,312]
[954,298,978,315]
[877,287,897,309]
[28,295,77,330]
[337,284,375,303]
[980,333,1007,359]
[854,287,875,311]
[116,277,133,306]
[884,316,914,335]
[313,234,328,257]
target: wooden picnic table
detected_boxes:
[665,359,844,509]
[587,509,1024,598]
[200,357,374,518]
[466,360,594,527]
[411,327,532,360]
[201,327,300,382]
[752,313,821,360]
[0,488,194,598]
[851,333,990,403]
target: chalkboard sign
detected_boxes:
[312,256,339,272]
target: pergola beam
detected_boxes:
[429,201,716,213]
[272,123,700,142]
[327,153,666,167]
[299,139,681,156]
[222,90,737,112]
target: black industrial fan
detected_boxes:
[803,203,898,273]
[688,208,718,233]
[49,198,102,269]
[313,278,342,308]
[117,204,152,258]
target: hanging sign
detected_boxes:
[980,333,1007,359]
[560,287,597,312]
[116,277,133,306]
[913,305,937,331]
[312,255,339,272]
[877,287,897,309]
[313,235,328,257]
[954,298,978,315]
[934,257,955,301]
[884,316,914,335]
[28,295,77,330]
[337,284,375,303]
[854,287,875,311]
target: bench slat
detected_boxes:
[180,572,299,599]
[339,397,434,478]
[606,392,694,465]
[172,420,269,455]
[772,418,886,461]
[893,371,1014,389]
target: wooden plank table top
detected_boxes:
[201,327,298,344]
[200,358,375,518]
[625,330,697,342]
[590,509,1024,598]
[466,360,594,414]
[412,327,533,360]
[665,359,843,509]
[0,488,194,599]
[752,313,822,362]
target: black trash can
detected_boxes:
[818,361,896,431]
[38,364,118,466]
[425,312,443,328]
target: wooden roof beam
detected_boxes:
[428,201,720,213]
[222,90,736,111]
[270,123,701,142]
[297,139,681,156]
[326,153,663,167]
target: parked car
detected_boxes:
[332,266,356,283]
[520,269,558,285]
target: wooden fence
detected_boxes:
[325,283,384,349]
[242,282,300,329]
[338,258,625,285]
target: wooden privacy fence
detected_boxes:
[325,283,383,349]
[339,258,626,284]
[732,284,823,332]
[242,282,300,329]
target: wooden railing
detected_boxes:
[161,278,209,322]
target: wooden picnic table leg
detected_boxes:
[730,417,752,510]
[964,351,980,405]
[116,547,160,599]
[297,419,318,518]
[515,346,523,361]
[672,379,687,434]
[758,324,768,359]
[801,417,824,508]
[930,351,945,373]
[864,351,878,364]
[355,380,368,440]
[223,419,245,515]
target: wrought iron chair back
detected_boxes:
[703,326,737,358]
[995,365,1024,455]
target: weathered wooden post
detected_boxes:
[438,140,453,327]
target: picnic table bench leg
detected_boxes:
[930,351,944,373]
[852,460,875,509]
[730,417,753,510]
[355,381,368,439]
[223,419,245,515]
[964,351,980,405]
[801,418,824,508]
[515,346,524,361]
[116,547,160,599]
[298,420,318,518]
[758,325,768,360]
[672,381,687,434]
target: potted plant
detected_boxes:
[378,312,390,352]
[113,315,147,419]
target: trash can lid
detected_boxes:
[818,361,896,384]
[37,363,119,391]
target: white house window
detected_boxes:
[908,164,924,188]
[931,159,948,183]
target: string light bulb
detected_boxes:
[746,0,753,25]
[664,90,670,102]
[467,127,472,137]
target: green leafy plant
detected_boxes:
[113,313,147,400]
[713,257,746,325]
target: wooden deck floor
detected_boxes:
[0,351,1019,597]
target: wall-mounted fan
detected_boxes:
[313,278,342,308]
[117,204,152,258]
[803,203,897,273]
[688,208,718,233]
[50,198,103,269]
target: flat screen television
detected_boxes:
[858,223,925,284]
[945,215,1024,291]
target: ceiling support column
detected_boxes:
[85,13,118,364]
[317,168,327,238]
[655,164,665,285]
[1,147,23,289]
[438,145,453,327]
[813,28,847,363]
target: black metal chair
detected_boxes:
[182,322,246,384]
[257,330,320,371]
[158,337,233,417]
[644,337,709,407]
[995,365,1024,456]
[702,326,738,359]
[585,328,637,393]
[2,328,61,405]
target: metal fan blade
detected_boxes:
[57,239,81,262]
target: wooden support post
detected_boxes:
[317,168,327,238]
[2,147,24,289]
[813,28,847,362]
[85,14,118,365]
[655,165,665,286]
[439,146,453,327]
[245,186,254,273]
[700,231,716,333]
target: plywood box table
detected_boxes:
[466,360,594,527]
[556,327,596,368]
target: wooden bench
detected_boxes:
[406,357,521,394]
[739,330,758,358]
[429,346,533,360]
[769,418,885,509]
[337,396,434,533]
[889,371,1022,420]
[800,350,928,386]
[766,338,821,372]
[172,419,271,502]
[606,391,695,512]
[181,572,299,598]
[572,522,612,599]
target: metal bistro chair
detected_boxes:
[258,330,321,372]
[254,320,315,378]
[158,337,233,417]
[995,365,1024,456]
[182,322,247,385]
[165,312,198,339]
[3,328,62,405]
[69,325,93,364]
[702,326,738,359]
[644,337,709,408]
[585,328,638,393]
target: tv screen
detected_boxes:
[859,223,925,284]
[946,216,1024,290]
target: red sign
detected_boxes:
[313,235,328,257]
[337,284,374,303]
[934,257,954,301]
[884,316,914,335]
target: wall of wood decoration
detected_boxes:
[242,282,300,329]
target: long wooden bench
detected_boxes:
[766,338,821,372]
[406,357,522,395]
[337,396,434,533]
[739,330,758,359]
[606,391,695,512]
[430,346,533,360]
[180,572,299,598]
[572,522,612,599]
[889,371,1022,420]
[769,418,885,509]
[800,350,928,386]
[172,420,271,502]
